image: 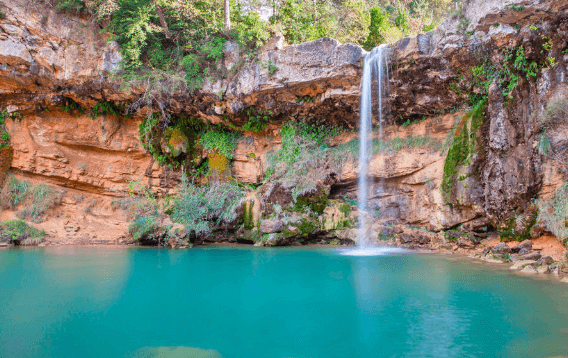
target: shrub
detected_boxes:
[0,220,45,245]
[129,215,162,243]
[537,183,568,241]
[53,0,87,14]
[114,179,160,219]
[198,130,239,159]
[170,177,245,237]
[0,175,30,210]
[17,183,64,223]
[0,110,10,149]
[540,97,568,126]
[265,121,333,201]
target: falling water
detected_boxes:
[358,44,389,248]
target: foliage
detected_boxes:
[198,130,239,159]
[0,220,46,245]
[234,11,271,48]
[540,97,568,126]
[537,183,568,241]
[114,179,160,220]
[90,101,126,119]
[62,98,85,115]
[170,177,245,237]
[537,97,568,159]
[129,215,162,242]
[499,210,537,242]
[265,120,343,201]
[294,189,328,215]
[242,107,273,133]
[365,7,393,48]
[139,114,202,169]
[53,0,87,13]
[0,110,14,149]
[538,134,551,156]
[0,175,30,210]
[260,60,278,75]
[51,0,463,97]
[17,183,64,223]
[512,46,538,80]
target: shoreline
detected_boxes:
[3,241,567,284]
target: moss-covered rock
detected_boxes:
[164,127,189,157]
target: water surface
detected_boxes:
[1,246,567,358]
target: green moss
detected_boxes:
[498,210,538,242]
[441,100,487,203]
[294,189,328,214]
[139,115,204,170]
[339,203,352,214]
[298,218,318,235]
[243,201,255,230]
[165,127,189,157]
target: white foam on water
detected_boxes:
[339,246,405,256]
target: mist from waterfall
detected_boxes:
[357,45,389,248]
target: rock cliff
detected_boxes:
[0,0,567,260]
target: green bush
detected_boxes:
[198,130,239,159]
[537,183,568,241]
[170,177,245,237]
[0,220,46,245]
[53,0,87,13]
[0,110,10,149]
[234,12,270,48]
[540,97,568,125]
[0,175,30,210]
[17,183,64,223]
[129,215,162,242]
[90,101,127,119]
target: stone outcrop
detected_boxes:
[0,0,566,264]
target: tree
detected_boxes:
[154,0,170,39]
[224,0,230,31]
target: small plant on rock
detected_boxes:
[0,220,46,245]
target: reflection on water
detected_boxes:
[1,247,568,358]
[133,346,223,358]
[339,246,406,256]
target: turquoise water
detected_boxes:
[1,247,568,358]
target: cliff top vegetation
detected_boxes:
[49,0,462,91]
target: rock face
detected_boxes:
[0,0,567,255]
[260,220,283,234]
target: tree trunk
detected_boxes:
[154,1,170,39]
[224,0,231,31]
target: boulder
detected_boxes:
[491,243,511,254]
[537,256,554,265]
[457,237,476,248]
[260,220,284,234]
[510,260,537,270]
[518,247,532,255]
[518,252,541,261]
[512,239,533,253]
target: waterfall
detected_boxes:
[357,45,389,248]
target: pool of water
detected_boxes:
[1,246,568,358]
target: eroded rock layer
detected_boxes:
[0,0,567,260]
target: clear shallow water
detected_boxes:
[1,247,568,358]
